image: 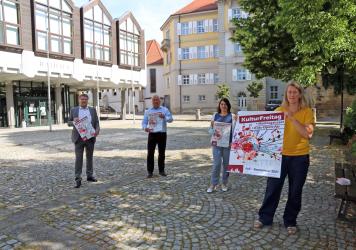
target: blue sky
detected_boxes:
[74,0,192,41]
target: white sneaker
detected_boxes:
[221,184,228,192]
[207,185,216,193]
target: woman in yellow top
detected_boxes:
[254,81,315,235]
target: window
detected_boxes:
[213,19,218,32]
[119,17,141,67]
[183,95,190,103]
[198,95,206,102]
[150,68,156,93]
[237,69,251,80]
[84,4,112,61]
[234,42,242,53]
[182,48,189,60]
[213,45,219,58]
[197,46,205,59]
[197,20,204,33]
[214,73,219,83]
[182,75,190,85]
[181,22,189,35]
[198,73,206,84]
[232,8,248,19]
[270,86,278,99]
[35,0,73,54]
[0,0,21,46]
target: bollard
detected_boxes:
[196,109,201,120]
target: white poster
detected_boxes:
[74,116,96,141]
[147,112,163,132]
[211,122,231,148]
[228,111,285,178]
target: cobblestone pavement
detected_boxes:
[0,121,355,249]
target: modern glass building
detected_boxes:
[0,0,146,128]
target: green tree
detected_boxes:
[231,0,356,89]
[247,81,264,98]
[216,84,230,99]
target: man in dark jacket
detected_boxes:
[68,93,100,188]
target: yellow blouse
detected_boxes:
[276,106,315,156]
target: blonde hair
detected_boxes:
[281,80,308,109]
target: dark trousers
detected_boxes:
[147,132,167,174]
[258,155,309,227]
[74,138,96,180]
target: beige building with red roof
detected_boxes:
[160,0,270,113]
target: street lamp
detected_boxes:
[46,28,52,132]
[95,41,100,121]
[131,50,135,124]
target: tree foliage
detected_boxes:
[231,0,356,91]
[247,81,264,98]
[216,84,230,99]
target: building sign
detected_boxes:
[38,59,72,73]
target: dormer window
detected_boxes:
[119,15,142,68]
[83,4,112,62]
[34,0,73,55]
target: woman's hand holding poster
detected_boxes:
[228,111,285,178]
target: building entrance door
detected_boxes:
[15,97,54,127]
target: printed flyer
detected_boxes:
[228,111,285,178]
[211,122,231,148]
[74,116,96,141]
[148,112,163,132]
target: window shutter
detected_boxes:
[209,73,214,84]
[208,19,213,32]
[209,45,214,58]
[246,70,252,80]
[188,47,193,59]
[178,48,182,60]
[228,9,232,21]
[178,75,182,85]
[232,69,237,81]
[177,23,181,35]
[205,45,210,58]
[188,22,193,34]
[192,21,197,34]
[204,20,209,32]
[194,74,198,84]
[192,47,197,59]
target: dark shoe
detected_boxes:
[159,172,167,177]
[74,179,81,188]
[147,173,153,178]
[87,177,97,182]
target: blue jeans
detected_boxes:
[258,155,309,227]
[211,146,230,185]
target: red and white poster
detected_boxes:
[228,111,285,178]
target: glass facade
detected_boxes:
[84,5,111,61]
[0,0,21,46]
[119,17,141,67]
[35,0,73,55]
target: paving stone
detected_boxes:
[0,122,355,249]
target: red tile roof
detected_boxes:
[174,0,217,15]
[146,40,163,65]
